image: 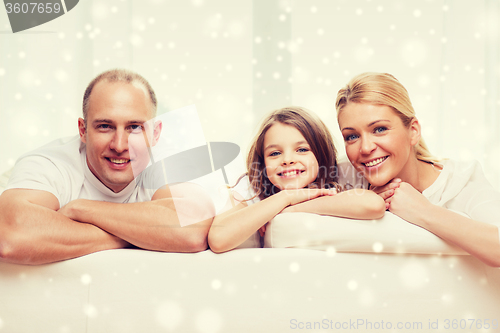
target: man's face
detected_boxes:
[79,80,161,193]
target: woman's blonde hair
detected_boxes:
[244,106,341,200]
[336,72,440,164]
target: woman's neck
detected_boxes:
[397,158,441,193]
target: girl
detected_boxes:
[336,72,500,267]
[208,106,385,253]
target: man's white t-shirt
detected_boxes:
[6,135,166,207]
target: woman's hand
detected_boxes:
[384,182,433,225]
[370,178,401,210]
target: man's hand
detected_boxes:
[57,199,80,220]
[0,189,129,265]
[57,183,215,253]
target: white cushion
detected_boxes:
[264,212,468,255]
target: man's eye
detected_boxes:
[374,127,387,134]
[97,124,111,130]
[344,134,359,142]
[130,125,143,133]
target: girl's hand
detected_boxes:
[281,188,336,206]
[385,182,432,225]
[258,188,336,238]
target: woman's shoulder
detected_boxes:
[425,159,498,207]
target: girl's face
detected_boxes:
[263,122,319,190]
[338,103,420,187]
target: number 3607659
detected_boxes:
[5,2,62,14]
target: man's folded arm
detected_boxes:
[0,189,130,265]
[58,182,215,253]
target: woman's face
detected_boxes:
[338,103,420,187]
[263,122,319,190]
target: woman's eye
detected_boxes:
[374,126,387,134]
[344,134,359,142]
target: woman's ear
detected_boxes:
[409,118,421,146]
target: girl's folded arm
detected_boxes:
[208,191,290,253]
[284,189,385,219]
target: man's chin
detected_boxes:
[100,174,135,192]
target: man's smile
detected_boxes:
[107,157,130,164]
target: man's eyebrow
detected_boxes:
[126,120,147,124]
[93,119,113,124]
[92,119,146,124]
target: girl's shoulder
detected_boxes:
[231,174,261,205]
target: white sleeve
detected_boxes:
[463,183,500,228]
[6,155,67,207]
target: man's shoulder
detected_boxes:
[19,135,83,165]
[6,135,85,200]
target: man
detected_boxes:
[0,69,214,265]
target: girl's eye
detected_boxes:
[344,133,359,142]
[269,151,281,157]
[374,126,387,134]
[297,147,309,153]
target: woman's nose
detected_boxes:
[360,136,376,154]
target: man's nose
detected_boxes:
[110,129,128,153]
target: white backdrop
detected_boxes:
[0,0,499,189]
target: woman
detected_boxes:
[336,72,500,267]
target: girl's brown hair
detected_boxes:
[245,106,340,200]
[336,72,440,164]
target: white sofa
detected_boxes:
[2,169,500,333]
[1,218,500,332]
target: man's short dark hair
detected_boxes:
[82,69,157,124]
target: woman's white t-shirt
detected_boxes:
[338,158,500,231]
